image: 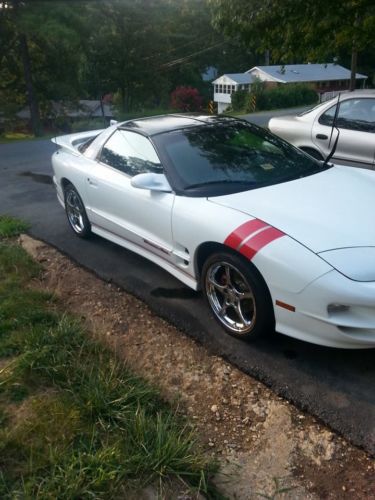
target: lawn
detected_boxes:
[0,216,220,499]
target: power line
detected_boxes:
[142,35,213,62]
[159,41,226,70]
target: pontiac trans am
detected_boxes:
[51,115,375,349]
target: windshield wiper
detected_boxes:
[185,180,256,190]
[323,94,341,168]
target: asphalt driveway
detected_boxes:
[0,138,374,455]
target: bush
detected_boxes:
[170,86,203,112]
[248,83,318,112]
[231,90,249,112]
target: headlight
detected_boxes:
[318,247,375,282]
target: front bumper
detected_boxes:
[275,270,375,349]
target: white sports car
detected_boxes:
[51,115,375,349]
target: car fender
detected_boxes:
[172,197,332,293]
[52,149,93,207]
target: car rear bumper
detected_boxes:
[53,176,65,208]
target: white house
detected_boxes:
[213,64,368,113]
[212,73,255,113]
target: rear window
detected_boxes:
[78,135,99,154]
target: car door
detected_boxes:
[312,97,375,168]
[85,128,175,261]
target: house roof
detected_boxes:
[246,64,367,83]
[16,100,114,120]
[212,73,255,85]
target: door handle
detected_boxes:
[316,134,328,140]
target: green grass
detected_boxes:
[0,233,220,498]
[0,215,29,238]
[0,133,56,144]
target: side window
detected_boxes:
[319,98,375,133]
[319,104,336,127]
[100,130,163,176]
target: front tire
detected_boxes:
[64,183,91,238]
[201,251,274,340]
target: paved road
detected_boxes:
[1,138,374,455]
[243,105,312,127]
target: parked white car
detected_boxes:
[269,89,375,168]
[52,115,375,348]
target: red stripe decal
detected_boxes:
[239,226,284,260]
[225,219,268,249]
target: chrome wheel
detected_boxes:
[205,261,256,334]
[64,184,91,238]
[66,188,86,234]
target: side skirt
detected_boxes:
[91,224,199,291]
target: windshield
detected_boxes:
[153,121,329,196]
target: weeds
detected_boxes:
[0,235,220,498]
[0,215,29,238]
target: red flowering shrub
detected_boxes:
[170,86,203,112]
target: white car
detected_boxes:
[51,115,375,349]
[268,89,375,168]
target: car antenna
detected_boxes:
[323,93,341,167]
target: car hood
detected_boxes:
[208,166,375,253]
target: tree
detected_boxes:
[0,1,87,135]
[210,0,375,89]
[1,0,42,135]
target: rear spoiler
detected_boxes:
[51,129,104,155]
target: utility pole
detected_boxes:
[265,49,270,65]
[350,48,358,91]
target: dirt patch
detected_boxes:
[20,234,375,499]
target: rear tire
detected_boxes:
[201,251,274,340]
[64,183,91,238]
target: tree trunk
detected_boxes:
[19,33,42,136]
[350,47,358,91]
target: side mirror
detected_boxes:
[110,119,118,126]
[131,173,172,193]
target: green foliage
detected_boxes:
[0,216,29,238]
[230,90,249,111]
[0,240,220,498]
[1,0,258,136]
[249,84,318,111]
[114,107,179,122]
[70,118,107,133]
[210,0,375,63]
